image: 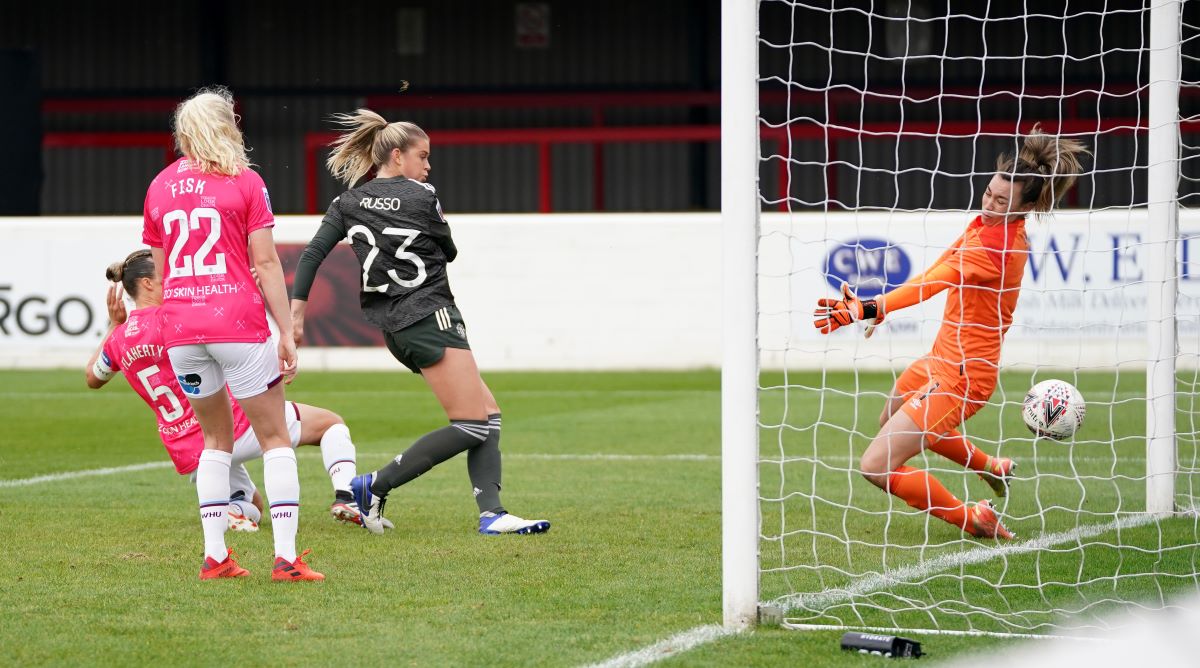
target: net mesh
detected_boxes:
[757,0,1200,635]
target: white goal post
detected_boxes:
[720,0,761,630]
[721,0,1196,635]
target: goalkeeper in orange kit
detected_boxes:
[814,124,1089,539]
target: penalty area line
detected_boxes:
[580,624,741,668]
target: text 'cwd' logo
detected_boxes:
[823,238,912,298]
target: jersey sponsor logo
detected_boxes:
[164,284,244,300]
[124,315,141,336]
[262,188,273,214]
[200,195,217,208]
[176,160,192,174]
[824,237,912,299]
[359,197,404,211]
[177,373,203,395]
[160,416,199,436]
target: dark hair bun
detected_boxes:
[105,261,124,282]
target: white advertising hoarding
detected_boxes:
[1,211,1196,371]
[764,209,1200,370]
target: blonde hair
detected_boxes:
[325,109,429,187]
[995,123,1091,213]
[172,86,250,176]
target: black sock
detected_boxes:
[468,413,505,514]
[370,419,489,497]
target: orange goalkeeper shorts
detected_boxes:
[893,357,993,434]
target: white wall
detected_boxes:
[1,211,1197,371]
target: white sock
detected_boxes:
[228,499,261,524]
[320,423,358,493]
[263,447,300,562]
[196,450,232,562]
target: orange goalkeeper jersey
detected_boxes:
[880,216,1028,377]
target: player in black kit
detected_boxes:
[290,109,550,536]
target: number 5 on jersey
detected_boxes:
[136,364,185,421]
[164,208,227,278]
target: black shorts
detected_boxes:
[383,305,471,373]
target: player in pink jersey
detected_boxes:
[141,87,319,581]
[85,249,373,533]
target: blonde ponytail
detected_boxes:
[996,123,1090,213]
[325,109,429,187]
[173,86,250,176]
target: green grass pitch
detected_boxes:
[1,369,1197,666]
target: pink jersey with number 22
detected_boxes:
[142,158,275,347]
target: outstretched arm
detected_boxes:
[877,261,962,315]
[814,237,965,336]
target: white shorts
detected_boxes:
[189,401,303,499]
[167,341,280,400]
[231,400,303,466]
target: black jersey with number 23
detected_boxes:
[321,176,458,332]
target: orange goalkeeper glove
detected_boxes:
[813,282,884,337]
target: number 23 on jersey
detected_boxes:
[347,225,427,292]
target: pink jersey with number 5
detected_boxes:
[97,306,251,474]
[142,158,275,347]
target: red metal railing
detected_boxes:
[304,125,722,214]
[42,131,176,166]
[38,88,1200,214]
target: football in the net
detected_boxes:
[1022,379,1086,440]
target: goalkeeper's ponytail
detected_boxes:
[996,123,1090,213]
[325,108,429,187]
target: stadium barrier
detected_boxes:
[1,211,1196,370]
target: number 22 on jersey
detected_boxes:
[163,208,227,278]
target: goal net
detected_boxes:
[723,0,1200,636]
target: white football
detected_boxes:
[1022,379,1086,440]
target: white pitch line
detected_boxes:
[769,512,1162,614]
[2,449,1181,489]
[580,624,740,668]
[0,452,719,489]
[0,461,173,488]
[509,453,720,462]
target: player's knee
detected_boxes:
[303,405,344,435]
[859,452,890,487]
[320,410,346,430]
